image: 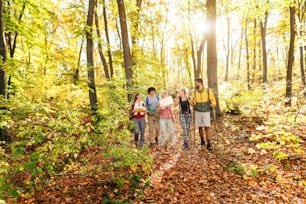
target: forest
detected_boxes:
[0,0,305,203]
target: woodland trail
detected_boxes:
[140,113,306,204]
[22,112,305,203]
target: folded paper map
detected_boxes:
[159,96,174,107]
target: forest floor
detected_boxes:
[20,109,306,204]
[141,113,306,204]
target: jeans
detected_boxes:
[133,118,145,147]
[179,113,192,143]
[159,118,175,146]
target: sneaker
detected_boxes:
[201,140,205,146]
[183,142,188,149]
[207,142,212,151]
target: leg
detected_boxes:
[159,119,166,146]
[205,127,211,143]
[186,113,192,139]
[133,119,140,146]
[154,117,160,144]
[139,119,146,148]
[180,114,188,143]
[148,115,155,144]
[199,127,205,145]
[168,119,175,143]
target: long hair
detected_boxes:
[133,93,140,104]
[180,87,189,98]
[159,90,169,99]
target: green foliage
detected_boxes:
[223,161,246,175]
[273,151,288,161]
[219,83,264,115]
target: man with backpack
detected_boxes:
[146,87,160,147]
[191,78,216,151]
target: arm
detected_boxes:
[174,95,180,107]
[209,90,217,108]
[169,106,175,122]
[190,91,196,107]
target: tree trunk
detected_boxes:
[196,35,206,79]
[188,0,197,79]
[74,36,84,83]
[237,26,244,80]
[0,0,6,97]
[103,0,114,78]
[94,10,110,80]
[206,0,220,116]
[285,6,296,106]
[252,18,257,84]
[86,0,98,111]
[117,0,133,101]
[260,10,268,84]
[300,46,305,86]
[225,16,230,82]
[0,0,8,142]
[245,22,251,90]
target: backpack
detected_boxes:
[145,95,159,106]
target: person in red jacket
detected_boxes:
[131,93,146,148]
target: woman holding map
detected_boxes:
[158,90,175,151]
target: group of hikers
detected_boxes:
[130,78,216,151]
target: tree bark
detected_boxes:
[0,0,8,142]
[0,0,6,97]
[260,9,268,84]
[74,36,84,83]
[117,0,133,101]
[206,0,220,116]
[252,18,257,84]
[237,26,244,80]
[86,0,98,111]
[102,0,114,78]
[245,21,251,90]
[94,10,110,80]
[300,46,305,86]
[285,6,296,106]
[188,0,197,79]
[196,34,206,79]
[225,15,230,82]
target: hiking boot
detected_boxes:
[201,140,205,146]
[183,142,188,149]
[207,142,212,151]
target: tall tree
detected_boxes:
[206,0,220,116]
[94,8,110,79]
[245,20,251,90]
[285,5,296,106]
[102,0,114,78]
[0,0,6,97]
[86,0,98,111]
[117,0,133,101]
[260,1,269,84]
[296,0,306,86]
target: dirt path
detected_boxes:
[140,114,306,204]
